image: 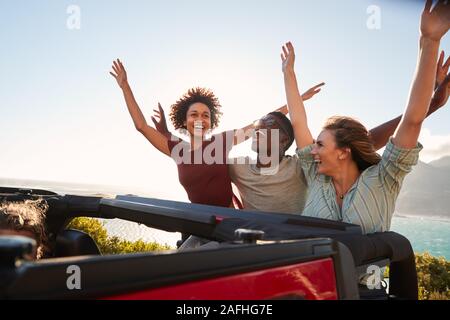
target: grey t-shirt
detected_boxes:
[228,155,308,214]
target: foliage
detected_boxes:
[67,217,172,255]
[415,252,450,300]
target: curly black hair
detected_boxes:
[169,87,223,131]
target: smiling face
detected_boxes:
[311,129,350,175]
[184,103,211,137]
[251,114,289,155]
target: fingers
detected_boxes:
[109,71,117,79]
[286,41,294,53]
[438,51,444,69]
[282,45,288,59]
[312,82,326,90]
[113,60,119,71]
[118,59,125,71]
[151,117,158,127]
[443,72,450,86]
[111,64,119,75]
[153,109,161,118]
[424,0,432,13]
[444,56,450,72]
[158,102,165,114]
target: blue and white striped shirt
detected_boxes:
[297,138,422,234]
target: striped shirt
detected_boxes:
[297,138,422,234]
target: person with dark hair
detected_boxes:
[283,0,450,233]
[0,200,49,259]
[154,54,450,215]
[110,59,324,211]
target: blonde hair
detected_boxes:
[0,199,49,259]
[323,116,381,171]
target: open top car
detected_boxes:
[0,186,418,300]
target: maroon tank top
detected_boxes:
[167,132,233,207]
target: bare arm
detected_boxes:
[110,59,170,156]
[281,42,314,149]
[275,82,325,115]
[154,82,325,146]
[370,57,450,150]
[392,1,450,149]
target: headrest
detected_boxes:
[54,229,100,257]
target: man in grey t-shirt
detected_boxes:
[229,112,307,214]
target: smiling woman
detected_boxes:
[109,60,251,211]
[282,0,450,234]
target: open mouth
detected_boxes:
[314,159,322,165]
[194,122,204,130]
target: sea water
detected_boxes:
[100,215,450,258]
[390,215,450,259]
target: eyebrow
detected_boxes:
[189,110,210,115]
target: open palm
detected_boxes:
[421,0,450,41]
[281,42,296,73]
[436,51,450,87]
[432,51,450,108]
[110,59,128,89]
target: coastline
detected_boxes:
[394,212,450,223]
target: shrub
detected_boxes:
[415,252,450,300]
[67,217,172,254]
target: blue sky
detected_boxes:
[1,0,449,199]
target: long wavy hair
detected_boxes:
[323,116,381,171]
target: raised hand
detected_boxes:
[151,103,169,134]
[421,0,450,42]
[436,50,450,87]
[432,70,450,109]
[281,42,296,73]
[110,59,128,89]
[302,82,325,101]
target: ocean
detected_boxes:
[99,215,450,259]
[390,215,450,260]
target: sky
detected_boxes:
[1,0,450,200]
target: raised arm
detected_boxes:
[370,51,450,150]
[275,82,325,115]
[281,42,314,149]
[392,1,450,149]
[227,82,325,146]
[275,82,325,114]
[153,82,324,146]
[110,59,170,156]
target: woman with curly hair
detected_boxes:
[281,0,450,234]
[110,59,322,209]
